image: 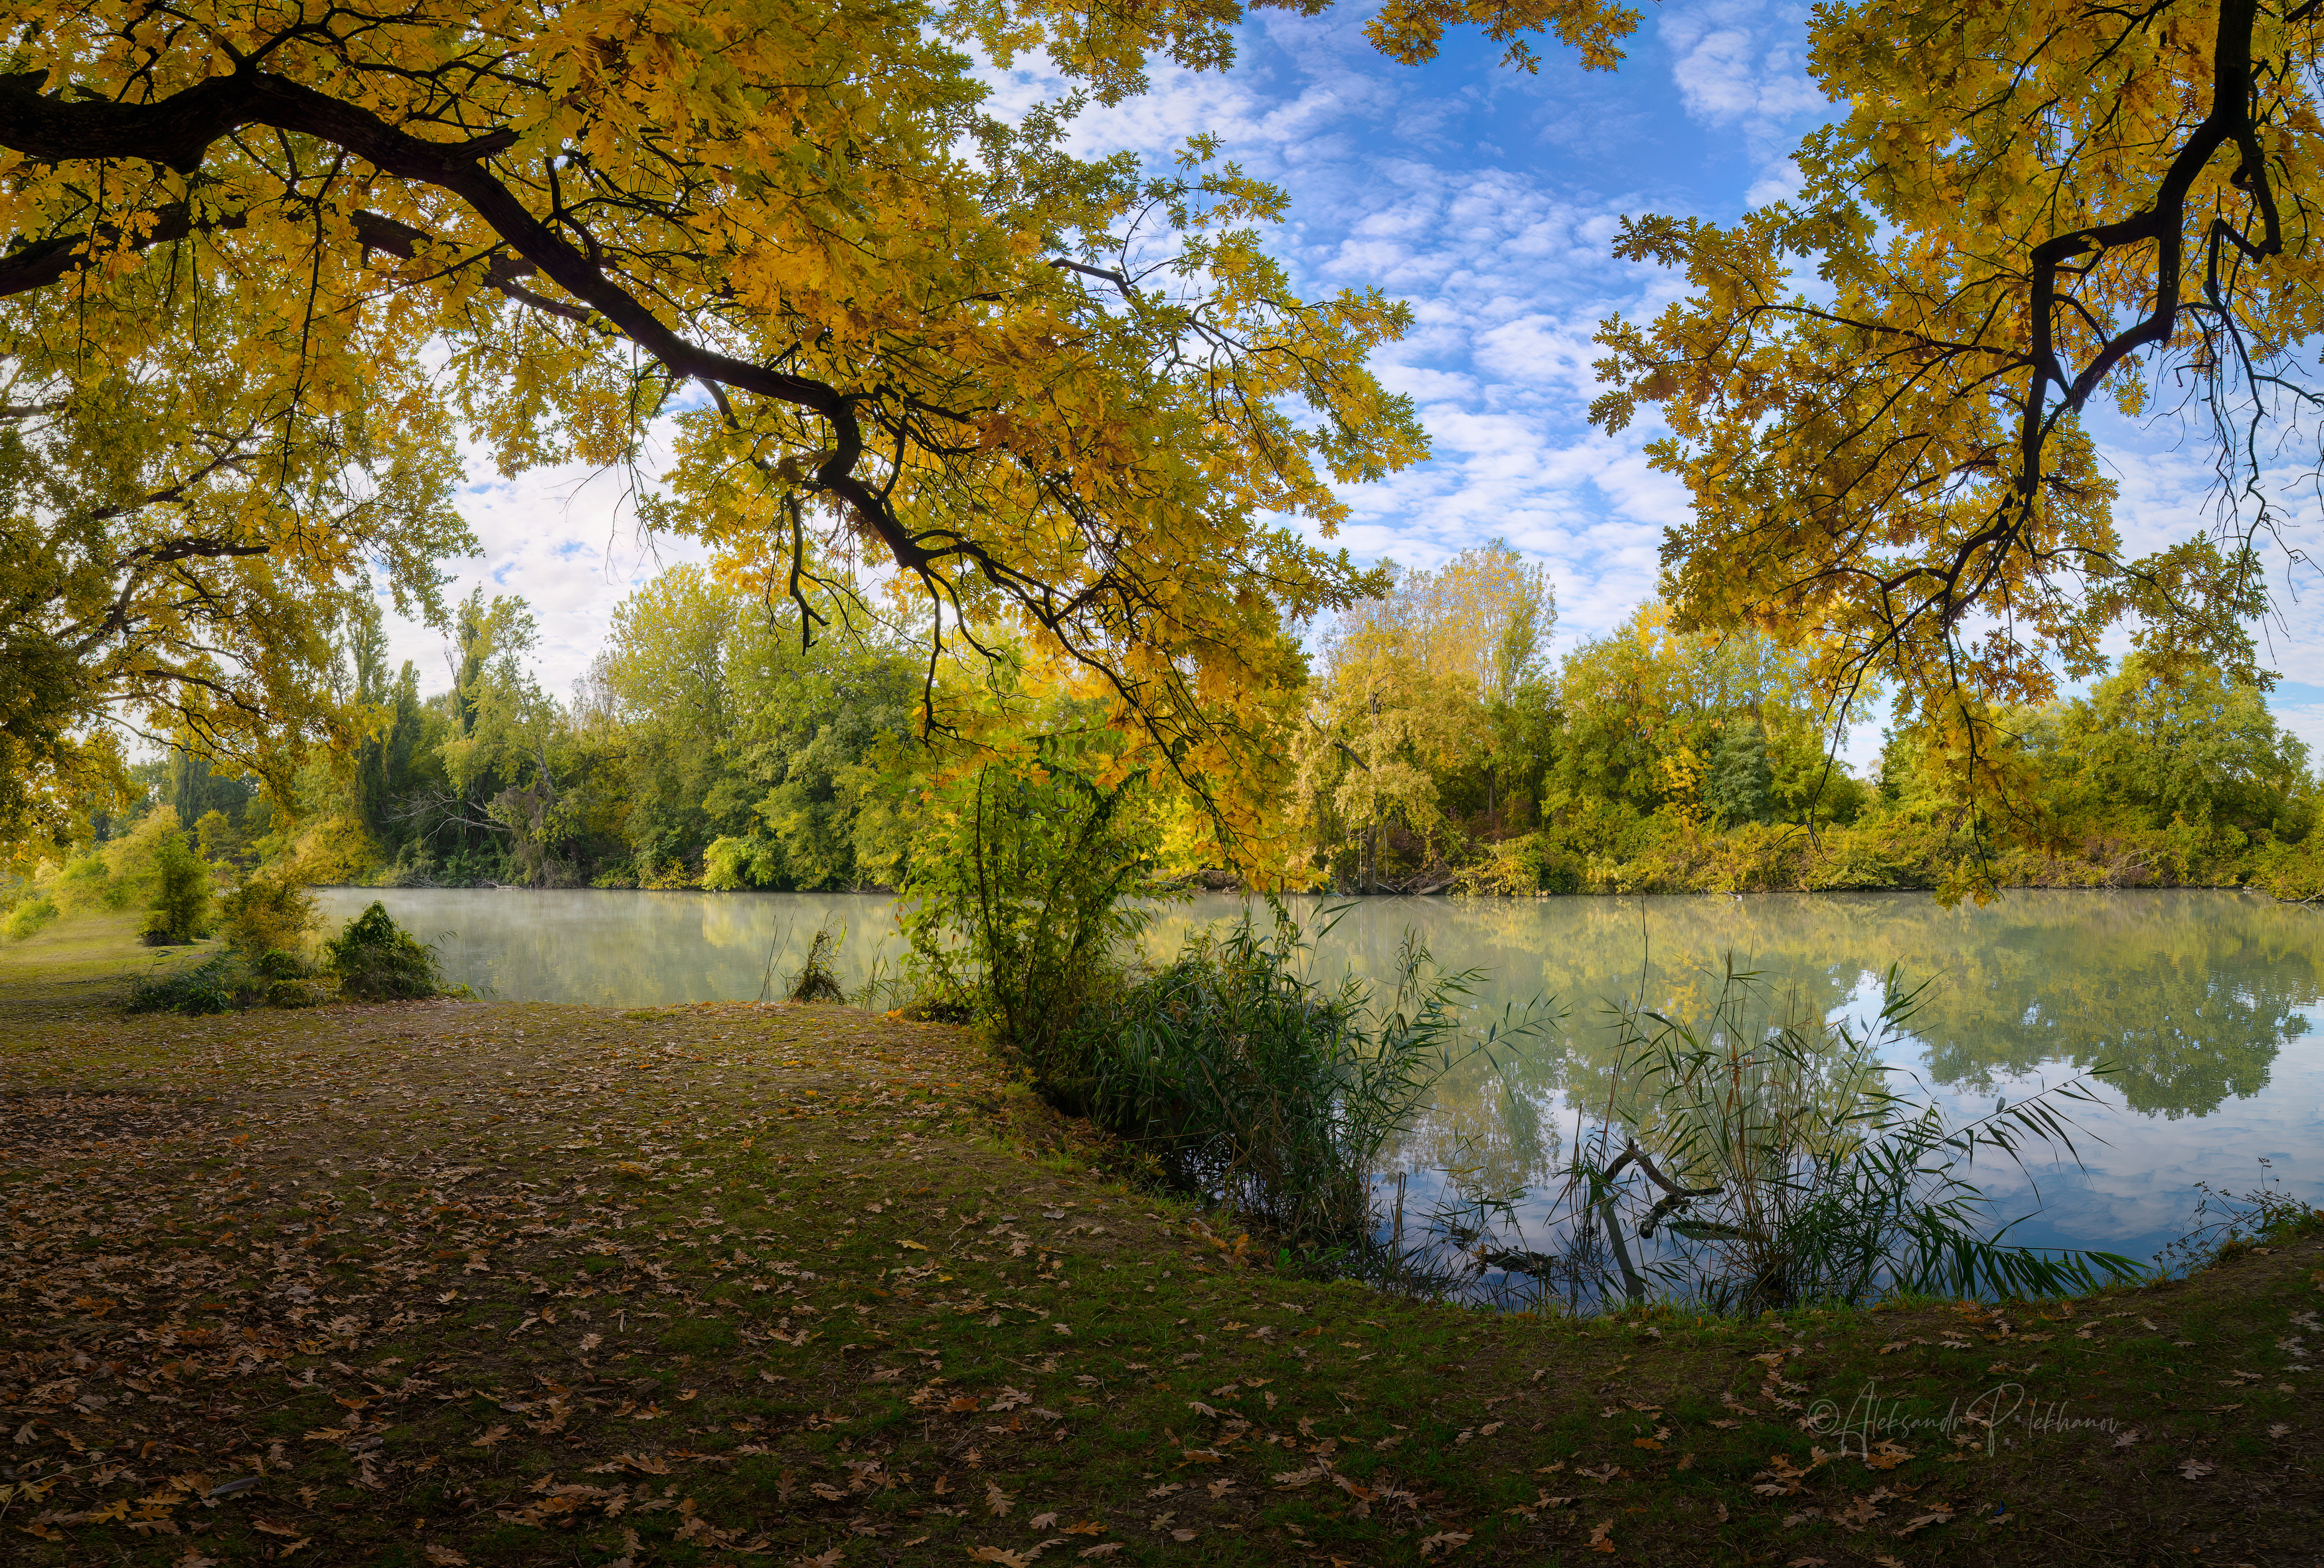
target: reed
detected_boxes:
[785,921,848,1004]
[1088,904,1544,1246]
[1510,959,2145,1313]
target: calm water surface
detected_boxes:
[311,886,2324,1264]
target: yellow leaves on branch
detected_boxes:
[0,0,1637,863]
[1588,0,2301,835]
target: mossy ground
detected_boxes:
[1,914,2318,1565]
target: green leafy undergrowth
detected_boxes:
[0,986,2317,1566]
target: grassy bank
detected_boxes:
[2,917,2319,1566]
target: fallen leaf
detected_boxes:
[1418,1530,1471,1557]
[1895,1507,1954,1537]
[1077,1547,1121,1561]
[423,1549,471,1566]
[2178,1458,2215,1480]
[1585,1520,1615,1553]
[986,1478,1015,1517]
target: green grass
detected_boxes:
[0,911,2318,1565]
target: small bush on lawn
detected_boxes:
[321,902,445,999]
[125,955,240,1015]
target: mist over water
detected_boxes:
[313,886,2324,1265]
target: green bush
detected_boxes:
[124,947,324,1015]
[1084,907,1521,1245]
[900,752,1165,1081]
[321,902,444,999]
[125,955,240,1016]
[3,896,58,941]
[143,830,213,944]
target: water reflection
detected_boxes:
[312,886,2324,1261]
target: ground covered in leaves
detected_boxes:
[1,915,2320,1566]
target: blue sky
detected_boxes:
[380,0,2324,759]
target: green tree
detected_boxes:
[144,828,211,945]
[2041,657,2314,840]
[1705,720,1774,827]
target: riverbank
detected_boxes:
[3,922,2319,1566]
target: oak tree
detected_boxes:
[1590,0,2319,824]
[0,0,1637,858]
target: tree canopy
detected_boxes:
[0,0,1647,860]
[13,0,2322,870]
[1591,0,2322,815]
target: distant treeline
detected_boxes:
[21,544,2324,906]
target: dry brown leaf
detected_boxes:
[1895,1507,1954,1537]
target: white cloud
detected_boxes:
[376,436,712,700]
[1659,0,1825,139]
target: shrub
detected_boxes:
[125,954,240,1016]
[1085,906,1539,1246]
[123,946,325,1015]
[1458,834,1543,896]
[3,896,58,941]
[900,753,1165,1081]
[220,869,317,959]
[703,834,783,890]
[321,902,445,999]
[143,830,213,945]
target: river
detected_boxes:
[310,886,2324,1268]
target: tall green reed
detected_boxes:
[1088,904,1544,1245]
[1508,959,2145,1313]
